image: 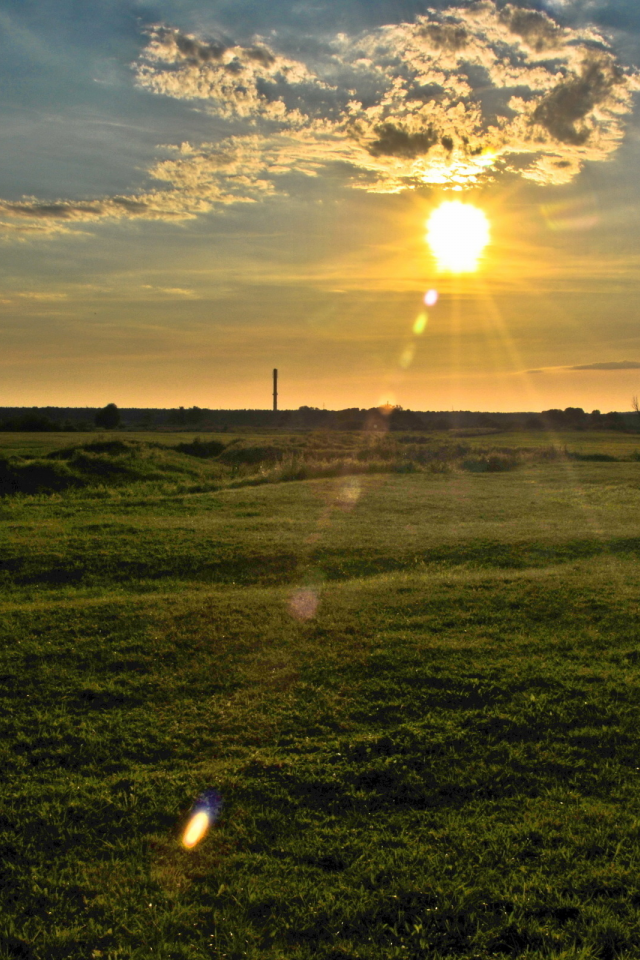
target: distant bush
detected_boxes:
[167,406,206,426]
[525,417,544,430]
[94,403,121,430]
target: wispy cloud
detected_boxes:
[15,291,68,300]
[528,360,640,373]
[570,360,640,370]
[1,1,638,238]
[141,284,197,297]
[0,152,275,237]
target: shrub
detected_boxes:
[94,403,121,429]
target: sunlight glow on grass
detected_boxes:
[426,202,490,273]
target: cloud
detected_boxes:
[1,2,638,238]
[500,6,563,52]
[421,22,470,53]
[135,5,640,192]
[0,142,277,237]
[134,24,327,122]
[19,292,68,300]
[570,360,640,370]
[531,53,623,146]
[141,285,196,297]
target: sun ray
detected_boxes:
[471,277,619,571]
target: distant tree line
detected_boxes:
[524,408,626,431]
[0,403,634,432]
[0,412,87,432]
[0,403,121,432]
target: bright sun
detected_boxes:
[426,201,490,273]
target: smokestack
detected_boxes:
[273,368,278,412]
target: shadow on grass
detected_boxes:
[3,536,640,591]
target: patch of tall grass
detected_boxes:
[0,435,585,499]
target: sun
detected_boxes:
[426,201,490,273]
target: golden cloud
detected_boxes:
[1,2,638,238]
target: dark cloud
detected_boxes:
[110,197,149,212]
[246,46,276,66]
[420,22,468,52]
[368,122,439,158]
[0,195,154,229]
[174,31,226,62]
[532,54,624,145]
[570,360,640,370]
[499,6,561,53]
[0,201,101,219]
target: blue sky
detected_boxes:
[1,0,640,411]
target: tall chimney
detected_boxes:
[273,368,278,412]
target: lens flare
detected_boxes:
[181,789,223,849]
[424,289,438,307]
[336,476,361,509]
[183,811,210,849]
[540,199,599,232]
[413,313,428,335]
[399,344,415,369]
[426,202,489,273]
[288,587,319,621]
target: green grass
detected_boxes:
[0,432,233,457]
[0,429,631,503]
[461,430,640,459]
[3,433,640,958]
[1,427,639,460]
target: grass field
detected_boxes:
[2,431,640,959]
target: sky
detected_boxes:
[1,0,640,412]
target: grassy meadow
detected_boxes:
[2,429,640,959]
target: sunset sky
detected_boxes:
[1,0,640,412]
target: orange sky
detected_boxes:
[1,0,640,411]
